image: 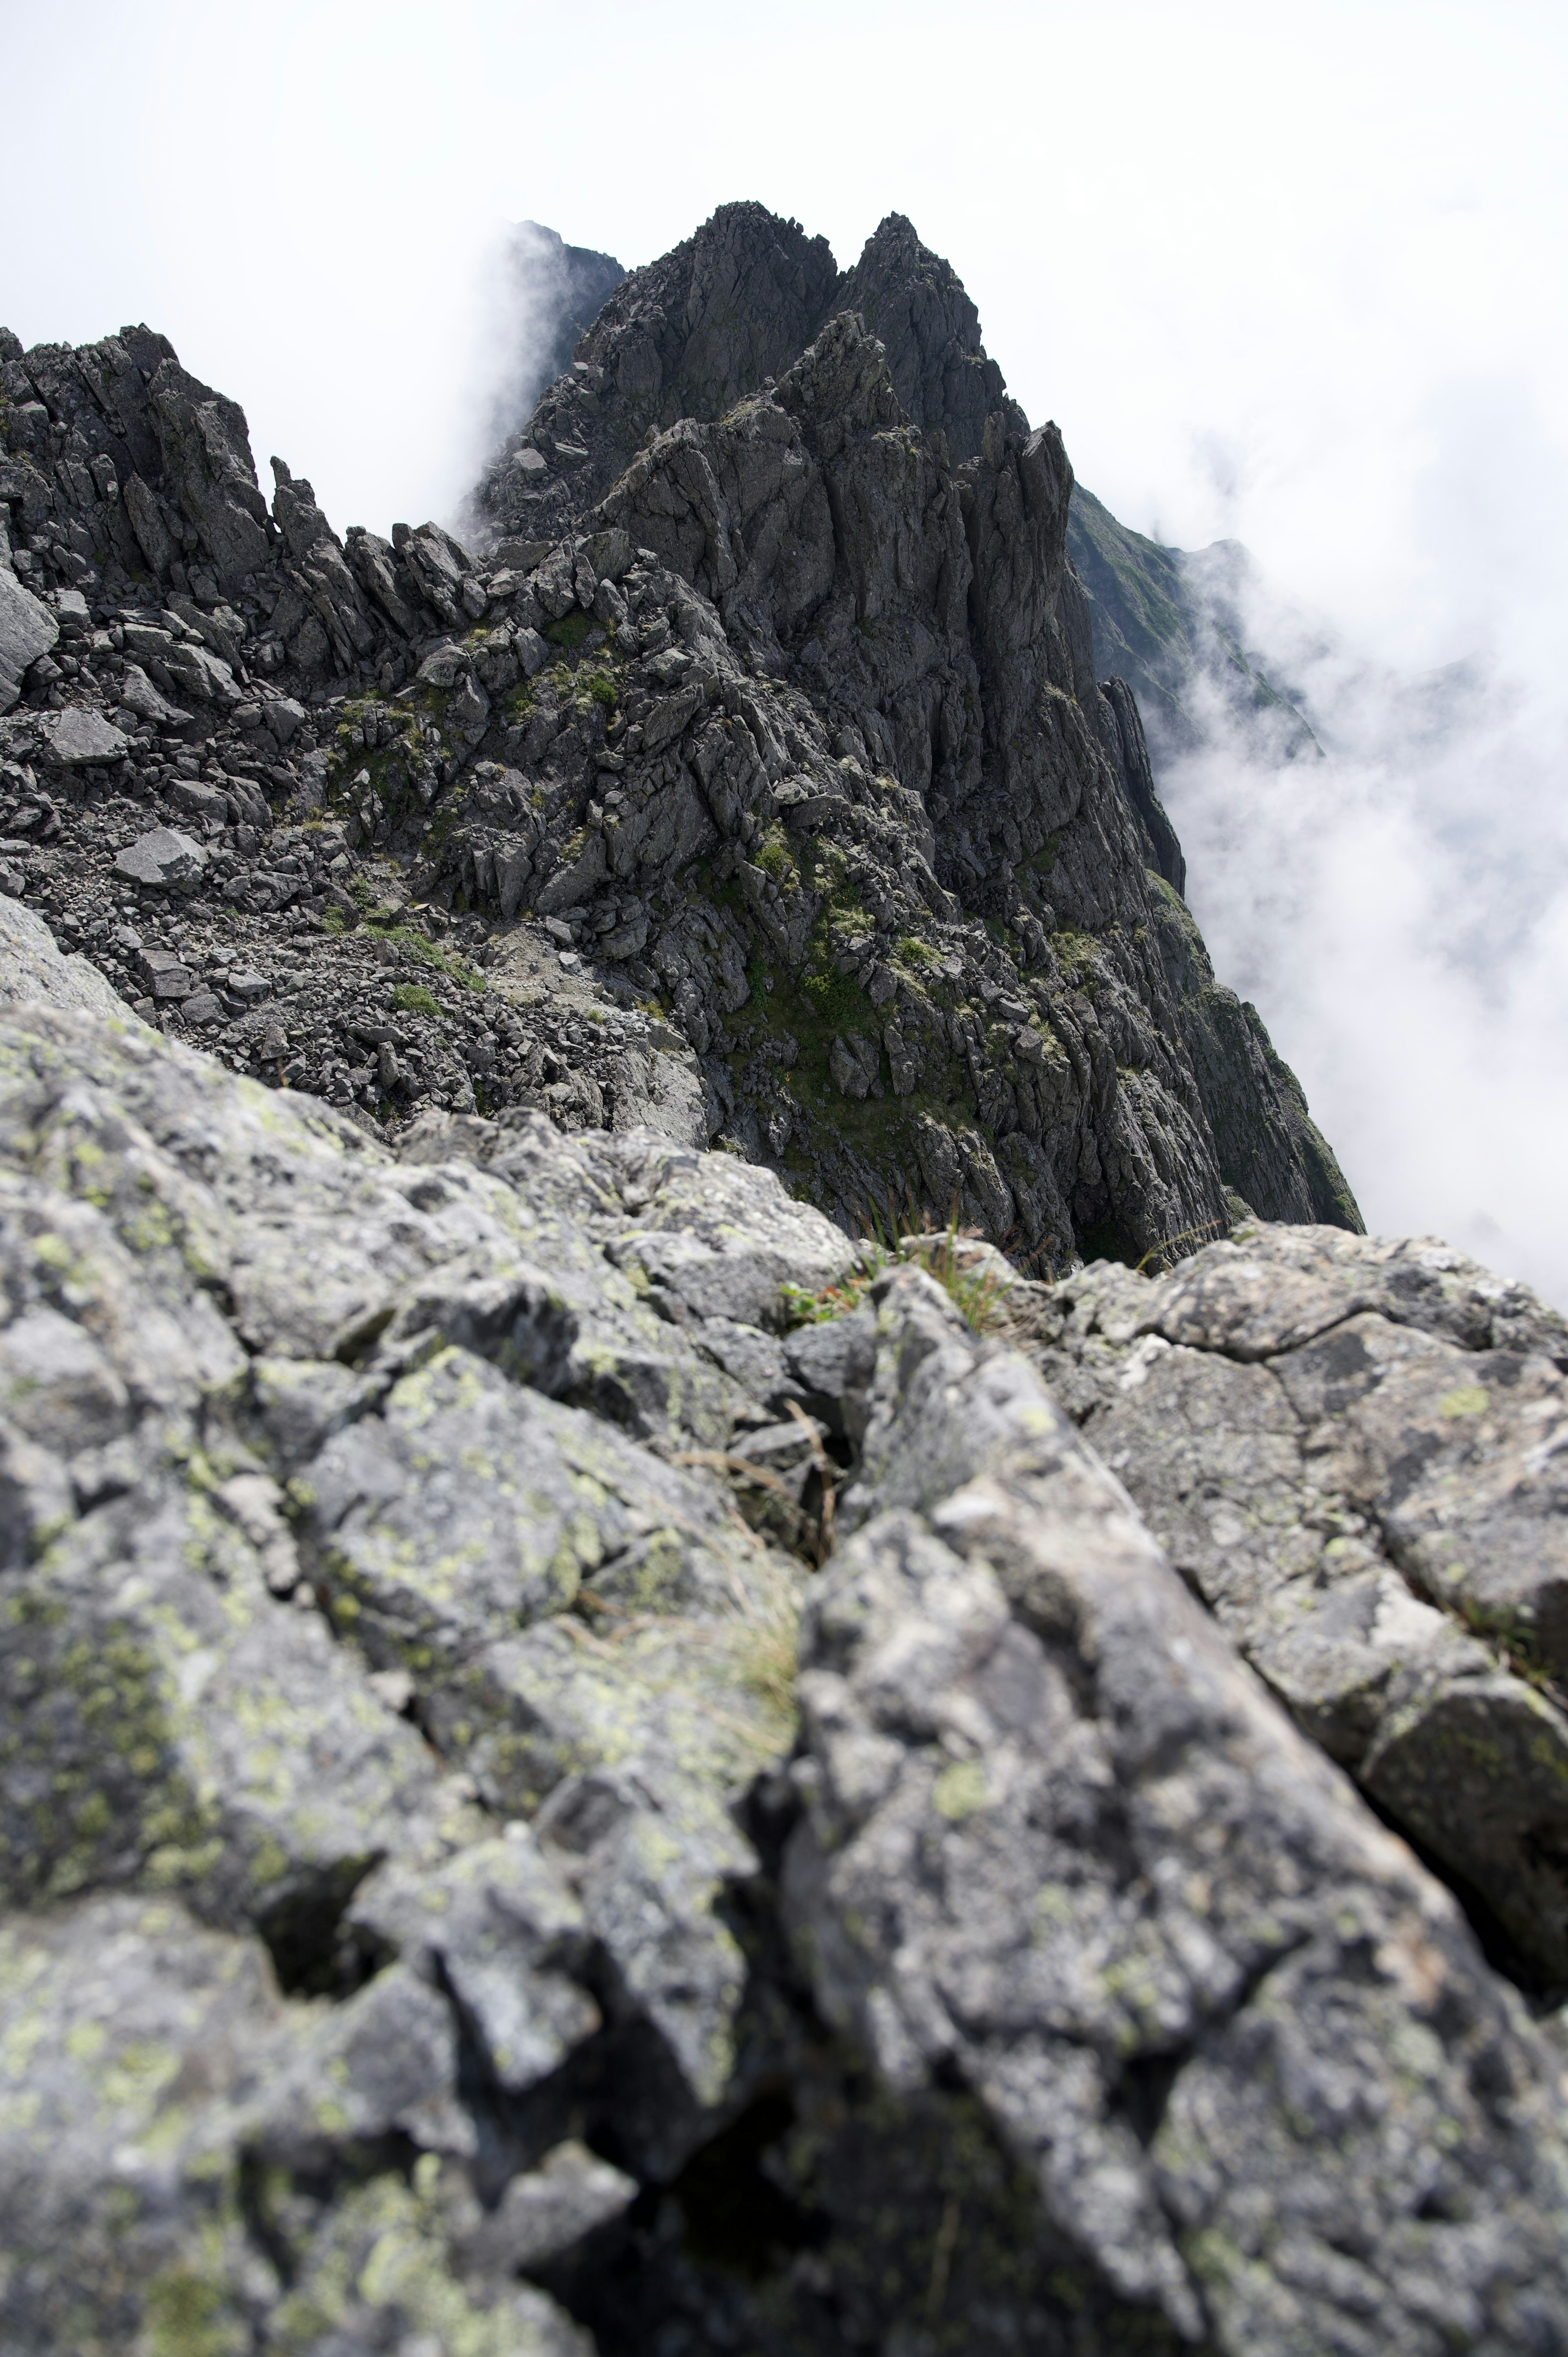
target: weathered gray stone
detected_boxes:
[0,894,135,1019]
[784,1264,1568,2352]
[116,660,188,723]
[0,569,59,714]
[112,825,207,888]
[37,706,129,765]
[1025,1225,1568,1987]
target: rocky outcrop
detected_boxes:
[0,205,1355,1262]
[1027,1224,1568,1991]
[0,908,1564,2354]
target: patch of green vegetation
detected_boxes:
[546,609,595,651]
[800,964,863,1031]
[1447,1591,1561,1695]
[503,680,536,723]
[1053,927,1099,990]
[895,934,942,972]
[360,920,484,993]
[783,1215,1011,1337]
[143,2263,234,2357]
[581,668,618,710]
[755,830,793,881]
[391,983,441,1017]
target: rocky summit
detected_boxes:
[1,203,1565,2357]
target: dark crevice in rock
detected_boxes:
[1359,1781,1566,2007]
[256,1854,384,1996]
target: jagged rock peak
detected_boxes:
[835,209,1009,461]
[466,201,1016,549]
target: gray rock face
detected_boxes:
[0,891,134,1018]
[1026,1224,1568,1989]
[0,905,1564,2355]
[0,565,57,713]
[785,1279,1568,2350]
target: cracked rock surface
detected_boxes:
[0,911,1566,2355]
[1025,1228,1568,1994]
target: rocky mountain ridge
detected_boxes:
[470,205,1317,778]
[22,200,1568,2357]
[0,201,1354,1279]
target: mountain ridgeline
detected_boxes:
[462,198,1358,1256]
[10,202,1568,2357]
[0,203,1354,1272]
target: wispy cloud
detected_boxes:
[1163,473,1568,1307]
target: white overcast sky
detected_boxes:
[7,0,1568,1298]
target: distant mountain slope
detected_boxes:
[1067,484,1320,769]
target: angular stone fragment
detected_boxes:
[461,2141,638,2274]
[348,1833,599,2094]
[116,660,189,723]
[300,1341,761,1661]
[0,566,57,713]
[36,706,128,765]
[112,825,207,888]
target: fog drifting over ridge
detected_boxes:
[4,0,1566,1298]
[1160,577,1568,1306]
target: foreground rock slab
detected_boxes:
[1026,1226,1568,1989]
[2,779,1568,2355]
[783,1264,1568,2352]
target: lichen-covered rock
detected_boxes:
[0,925,1566,2353]
[785,1263,1568,2352]
[0,976,812,2349]
[1025,1224,1568,1987]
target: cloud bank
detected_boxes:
[1163,491,1568,1305]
